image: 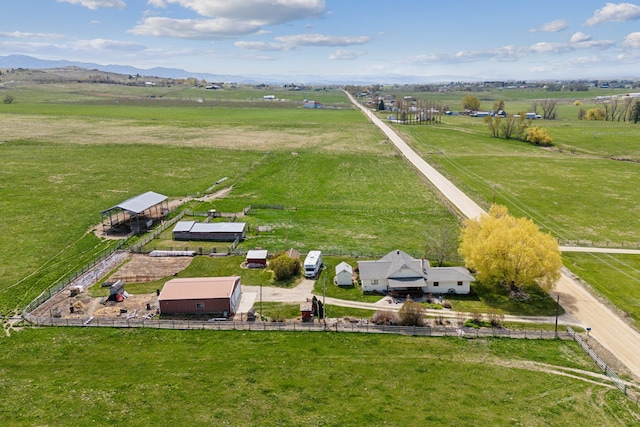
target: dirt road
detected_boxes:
[345,91,640,380]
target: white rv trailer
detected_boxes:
[303,251,323,278]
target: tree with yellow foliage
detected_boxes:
[526,126,553,146]
[458,205,562,293]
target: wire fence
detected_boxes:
[22,314,571,340]
[567,326,626,395]
[129,211,186,252]
[22,247,128,315]
[558,239,640,250]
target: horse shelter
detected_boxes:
[100,191,169,235]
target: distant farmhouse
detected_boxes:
[358,250,474,295]
[173,221,246,242]
[303,100,323,109]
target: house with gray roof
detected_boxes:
[357,249,474,295]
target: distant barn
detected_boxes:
[172,221,246,242]
[100,191,168,235]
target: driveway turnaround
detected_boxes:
[345,91,640,380]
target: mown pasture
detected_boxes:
[1,327,637,426]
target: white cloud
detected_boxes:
[451,45,525,62]
[530,38,614,54]
[530,42,571,54]
[148,0,325,25]
[130,17,263,39]
[234,41,291,51]
[407,54,446,64]
[574,39,616,49]
[235,33,371,53]
[530,19,568,33]
[133,0,326,40]
[570,32,591,43]
[622,32,640,48]
[585,2,640,26]
[56,0,125,9]
[0,31,65,39]
[72,39,145,51]
[407,36,615,68]
[564,56,604,67]
[0,38,145,57]
[329,49,365,60]
[274,34,370,47]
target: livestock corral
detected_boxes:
[30,254,193,321]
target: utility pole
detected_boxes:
[554,295,560,338]
[260,282,262,321]
[322,277,326,327]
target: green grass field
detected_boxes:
[1,328,637,426]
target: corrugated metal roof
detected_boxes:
[191,222,246,233]
[173,221,247,233]
[101,191,167,215]
[246,250,268,259]
[159,277,240,301]
[173,221,196,232]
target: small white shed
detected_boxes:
[335,262,353,286]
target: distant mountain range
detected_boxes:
[0,54,451,85]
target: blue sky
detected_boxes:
[1,0,640,82]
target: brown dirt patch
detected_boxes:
[31,253,193,320]
[110,253,193,283]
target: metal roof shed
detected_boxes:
[158,277,242,317]
[246,250,268,268]
[100,191,169,235]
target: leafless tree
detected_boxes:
[501,116,517,139]
[515,114,531,141]
[424,223,460,267]
[539,99,557,120]
[484,115,501,138]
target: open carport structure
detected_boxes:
[100,191,169,235]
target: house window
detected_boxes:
[372,279,378,285]
[457,281,463,286]
[195,302,205,310]
[433,282,439,287]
